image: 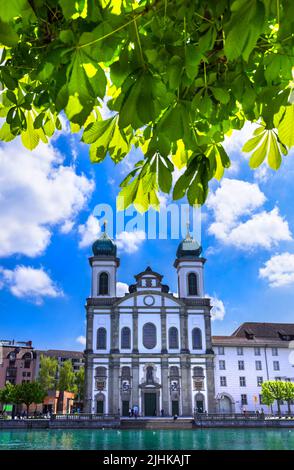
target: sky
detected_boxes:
[1,118,294,351]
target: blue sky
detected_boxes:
[1,121,294,351]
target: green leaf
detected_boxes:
[224,0,265,61]
[158,157,172,193]
[268,133,282,170]
[0,20,18,46]
[211,87,230,104]
[0,122,15,141]
[21,113,40,150]
[278,105,294,148]
[242,131,266,152]
[0,0,32,22]
[249,134,268,168]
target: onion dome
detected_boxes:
[176,224,202,258]
[92,222,117,257]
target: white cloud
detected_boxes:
[208,295,226,321]
[0,139,94,257]
[223,121,258,155]
[116,230,146,253]
[78,215,101,248]
[207,178,291,250]
[259,253,294,287]
[76,335,86,346]
[116,281,129,297]
[0,265,63,305]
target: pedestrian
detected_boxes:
[173,414,178,421]
[160,409,164,417]
[128,408,132,417]
[131,407,134,417]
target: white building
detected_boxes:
[213,323,294,414]
[84,228,294,416]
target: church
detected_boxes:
[84,226,215,416]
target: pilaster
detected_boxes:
[161,357,169,415]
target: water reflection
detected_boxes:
[0,429,293,450]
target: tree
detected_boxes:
[58,360,77,393]
[38,355,58,392]
[0,1,293,210]
[282,381,294,414]
[261,380,285,415]
[75,367,85,404]
[0,383,17,413]
[15,381,46,416]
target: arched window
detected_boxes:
[121,327,131,349]
[143,323,157,349]
[95,366,107,377]
[170,366,179,378]
[146,366,154,383]
[22,352,32,369]
[193,367,204,377]
[168,327,179,349]
[121,366,131,379]
[98,272,109,295]
[188,273,198,296]
[97,327,107,349]
[192,328,202,349]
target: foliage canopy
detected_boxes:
[0,0,293,210]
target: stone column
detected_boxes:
[132,308,139,353]
[180,356,192,415]
[131,357,140,410]
[206,357,216,413]
[112,359,120,416]
[204,307,213,353]
[110,308,119,353]
[84,354,94,413]
[161,358,169,415]
[161,309,167,353]
[180,308,189,353]
[84,308,94,413]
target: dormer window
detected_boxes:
[188,273,198,296]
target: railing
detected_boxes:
[52,413,120,421]
[194,412,294,421]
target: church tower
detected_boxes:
[174,225,205,299]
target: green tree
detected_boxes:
[15,381,46,416]
[0,383,17,413]
[0,1,293,210]
[75,367,85,403]
[38,355,58,392]
[261,380,285,415]
[58,360,77,393]
[282,381,294,414]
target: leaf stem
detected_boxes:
[133,18,145,67]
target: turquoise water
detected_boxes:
[0,429,294,450]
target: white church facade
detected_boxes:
[84,229,294,416]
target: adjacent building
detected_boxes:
[35,349,84,378]
[213,323,294,413]
[0,340,36,388]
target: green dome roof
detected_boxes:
[176,231,202,258]
[92,231,117,257]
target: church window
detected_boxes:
[168,327,179,349]
[146,366,154,383]
[170,366,179,377]
[143,323,157,349]
[192,327,202,349]
[121,327,131,349]
[188,273,198,295]
[97,327,107,349]
[193,367,204,377]
[99,272,109,295]
[121,366,131,379]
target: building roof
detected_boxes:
[212,322,294,348]
[37,349,84,359]
[91,222,117,257]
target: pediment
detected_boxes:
[114,290,183,308]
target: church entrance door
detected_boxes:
[122,400,129,416]
[172,400,179,416]
[144,393,157,416]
